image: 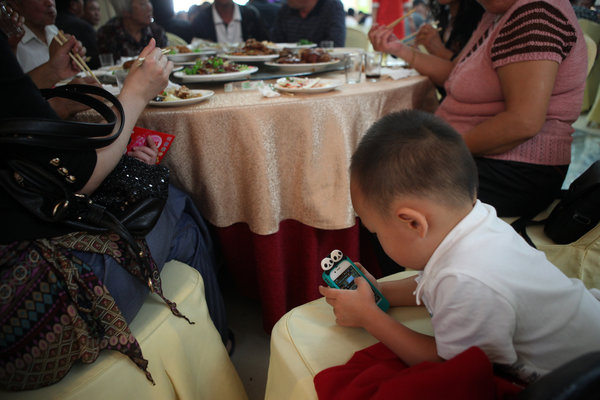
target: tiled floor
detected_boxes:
[222,113,600,400]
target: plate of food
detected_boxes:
[222,38,279,62]
[173,56,258,82]
[265,47,341,72]
[274,77,343,93]
[149,85,214,106]
[166,45,217,62]
[269,39,318,51]
[265,59,341,73]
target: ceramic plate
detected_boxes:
[263,59,341,73]
[167,50,217,62]
[173,66,259,82]
[149,89,214,106]
[274,77,343,93]
[221,54,279,62]
[269,42,318,50]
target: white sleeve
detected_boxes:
[430,274,518,365]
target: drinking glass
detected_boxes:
[344,52,362,84]
[364,51,382,82]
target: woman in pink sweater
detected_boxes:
[370,0,587,218]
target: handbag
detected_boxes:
[0,84,168,254]
[512,160,600,246]
[543,160,600,244]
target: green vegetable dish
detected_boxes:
[184,57,249,75]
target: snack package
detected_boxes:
[127,126,175,164]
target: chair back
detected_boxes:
[345,26,370,50]
[584,34,597,76]
[167,32,188,46]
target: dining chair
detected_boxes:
[579,19,600,113]
[1,260,248,400]
[166,32,188,47]
[345,26,371,51]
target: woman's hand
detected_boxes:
[121,39,173,104]
[369,24,412,61]
[416,24,451,59]
[319,277,379,328]
[127,135,159,165]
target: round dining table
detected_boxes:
[131,69,438,331]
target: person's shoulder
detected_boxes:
[241,3,261,18]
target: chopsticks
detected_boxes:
[134,48,171,67]
[387,8,416,29]
[54,30,101,84]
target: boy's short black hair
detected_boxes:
[351,110,478,213]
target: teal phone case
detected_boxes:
[322,256,390,312]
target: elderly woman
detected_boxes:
[97,0,168,62]
[370,0,587,218]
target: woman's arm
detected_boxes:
[369,24,454,86]
[79,39,172,194]
[461,59,558,156]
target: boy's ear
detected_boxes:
[396,207,429,238]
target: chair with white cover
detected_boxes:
[1,260,248,400]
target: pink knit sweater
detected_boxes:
[435,0,587,165]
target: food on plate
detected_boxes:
[121,59,135,70]
[229,38,275,56]
[276,77,325,89]
[154,85,204,102]
[297,39,314,45]
[168,44,193,54]
[183,57,249,75]
[275,48,333,64]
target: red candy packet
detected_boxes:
[127,126,175,164]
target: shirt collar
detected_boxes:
[212,4,242,25]
[21,24,58,46]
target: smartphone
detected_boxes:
[322,254,390,312]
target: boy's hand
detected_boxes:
[128,135,159,165]
[319,277,379,327]
[355,262,381,292]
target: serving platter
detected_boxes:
[173,66,259,82]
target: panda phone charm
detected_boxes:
[321,250,390,312]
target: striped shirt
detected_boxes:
[436,0,587,166]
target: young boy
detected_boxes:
[319,110,600,383]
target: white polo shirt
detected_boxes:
[212,5,243,44]
[414,201,600,383]
[17,24,59,73]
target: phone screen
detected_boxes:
[331,261,382,303]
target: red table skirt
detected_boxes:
[214,219,382,333]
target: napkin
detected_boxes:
[381,67,419,80]
[258,82,280,98]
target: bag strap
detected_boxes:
[511,216,545,249]
[0,84,125,150]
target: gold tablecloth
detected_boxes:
[137,73,438,235]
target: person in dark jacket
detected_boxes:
[190,0,269,43]
[55,0,99,68]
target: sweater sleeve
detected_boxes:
[491,1,577,68]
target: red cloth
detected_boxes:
[215,219,381,332]
[314,343,523,400]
